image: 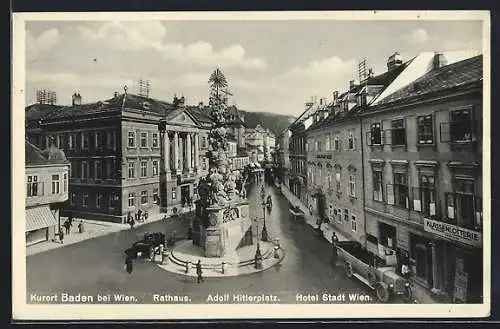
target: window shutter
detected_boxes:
[386,184,395,205]
[366,131,372,146]
[446,193,455,219]
[383,129,392,145]
[440,122,450,143]
[412,187,422,212]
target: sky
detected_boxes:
[25,18,483,117]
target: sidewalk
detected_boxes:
[279,183,349,243]
[26,208,192,257]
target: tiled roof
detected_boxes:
[185,105,213,125]
[25,104,63,121]
[374,55,482,107]
[306,60,412,132]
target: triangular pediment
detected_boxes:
[167,109,199,127]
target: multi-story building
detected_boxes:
[25,140,70,245]
[304,58,408,243]
[359,54,483,302]
[275,128,291,186]
[245,124,276,163]
[288,102,318,204]
[26,92,210,223]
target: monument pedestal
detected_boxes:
[196,199,252,258]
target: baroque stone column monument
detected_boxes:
[193,68,253,257]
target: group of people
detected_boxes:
[57,217,84,244]
[127,209,149,229]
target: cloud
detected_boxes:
[407,28,429,44]
[77,22,267,70]
[26,28,61,59]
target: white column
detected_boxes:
[173,132,179,171]
[165,131,170,173]
[194,133,200,170]
[187,132,192,172]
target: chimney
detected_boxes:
[320,98,323,105]
[114,91,118,98]
[198,101,204,107]
[72,93,82,106]
[332,91,339,102]
[433,52,448,69]
[387,52,403,71]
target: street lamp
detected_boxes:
[253,217,263,269]
[260,189,268,242]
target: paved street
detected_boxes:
[27,183,375,304]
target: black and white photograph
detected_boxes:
[12,11,490,320]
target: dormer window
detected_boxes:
[142,102,151,110]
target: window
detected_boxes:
[447,179,480,229]
[153,188,159,204]
[349,174,356,197]
[171,187,177,200]
[96,192,102,209]
[63,173,67,192]
[152,133,159,148]
[128,193,135,207]
[70,192,76,206]
[128,162,135,178]
[141,191,148,205]
[81,161,89,179]
[418,174,436,216]
[152,160,159,176]
[450,108,474,142]
[81,132,89,149]
[317,168,322,185]
[95,131,102,148]
[202,137,207,148]
[329,205,334,219]
[336,208,342,223]
[417,115,434,144]
[82,193,89,208]
[140,132,148,147]
[370,123,382,145]
[335,171,341,193]
[128,132,135,147]
[202,158,207,170]
[107,131,116,149]
[106,160,112,179]
[141,161,148,177]
[310,167,315,185]
[344,209,349,222]
[327,170,332,189]
[325,135,331,151]
[27,175,39,197]
[109,192,118,210]
[334,136,340,151]
[394,173,409,209]
[94,161,102,179]
[69,134,76,150]
[391,119,406,146]
[70,160,75,178]
[373,170,384,201]
[348,132,355,150]
[51,174,60,194]
[351,215,357,232]
[56,135,61,148]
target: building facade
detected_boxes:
[25,140,70,245]
[26,93,210,223]
[276,128,291,186]
[359,54,483,302]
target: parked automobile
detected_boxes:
[125,232,166,260]
[336,241,412,303]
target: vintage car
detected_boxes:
[125,232,166,259]
[336,241,412,303]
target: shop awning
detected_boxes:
[26,206,58,232]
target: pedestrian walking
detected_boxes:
[78,221,84,234]
[331,232,339,246]
[59,229,64,244]
[196,260,203,284]
[64,220,71,235]
[125,254,133,274]
[137,209,143,222]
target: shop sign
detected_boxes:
[423,219,482,247]
[316,154,332,159]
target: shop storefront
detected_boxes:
[25,205,57,246]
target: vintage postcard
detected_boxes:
[12,11,491,320]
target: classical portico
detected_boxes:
[158,109,208,212]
